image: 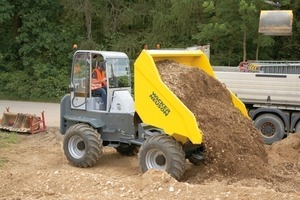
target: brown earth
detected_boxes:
[0,129,300,200]
[0,60,300,199]
[156,60,268,181]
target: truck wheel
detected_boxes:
[115,143,139,156]
[254,114,285,144]
[63,123,103,167]
[138,134,186,180]
[295,122,300,133]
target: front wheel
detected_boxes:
[138,134,186,180]
[254,114,285,144]
[63,123,103,167]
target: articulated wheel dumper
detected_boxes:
[60,49,247,180]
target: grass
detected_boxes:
[0,131,22,167]
[0,91,61,103]
[0,131,22,146]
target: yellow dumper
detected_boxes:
[60,49,248,180]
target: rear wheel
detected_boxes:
[138,134,186,180]
[254,114,285,144]
[63,123,103,167]
[295,122,300,133]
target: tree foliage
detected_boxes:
[0,0,299,101]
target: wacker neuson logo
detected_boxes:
[149,92,170,116]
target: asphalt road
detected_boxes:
[0,100,60,127]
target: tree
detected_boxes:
[0,0,77,100]
[60,0,107,49]
[193,0,245,65]
[239,0,258,62]
[0,0,300,101]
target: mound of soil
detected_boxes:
[267,132,300,175]
[156,60,268,181]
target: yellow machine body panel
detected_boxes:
[134,49,248,144]
[259,10,293,36]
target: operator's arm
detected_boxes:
[92,78,102,85]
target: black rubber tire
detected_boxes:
[187,147,205,166]
[254,114,285,144]
[295,122,300,133]
[138,134,186,180]
[63,123,103,167]
[115,143,139,156]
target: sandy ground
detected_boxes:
[0,97,300,198]
[0,125,300,199]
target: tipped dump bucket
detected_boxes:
[134,49,248,144]
[258,10,293,36]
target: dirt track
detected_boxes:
[1,97,300,198]
[0,126,300,199]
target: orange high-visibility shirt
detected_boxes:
[91,68,106,90]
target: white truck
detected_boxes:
[214,61,300,144]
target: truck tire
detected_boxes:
[63,123,103,167]
[254,114,285,144]
[295,122,300,133]
[115,143,139,156]
[138,134,186,180]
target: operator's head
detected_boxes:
[99,61,106,71]
[92,54,105,70]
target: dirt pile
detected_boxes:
[156,60,268,181]
[267,132,300,175]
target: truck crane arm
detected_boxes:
[263,0,281,9]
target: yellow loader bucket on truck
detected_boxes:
[134,49,248,145]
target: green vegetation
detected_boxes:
[0,0,299,102]
[0,131,22,147]
[0,131,22,167]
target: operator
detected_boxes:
[91,62,107,109]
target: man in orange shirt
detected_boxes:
[91,62,107,109]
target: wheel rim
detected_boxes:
[68,135,85,159]
[145,148,167,170]
[260,122,276,137]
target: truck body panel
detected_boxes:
[215,71,300,107]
